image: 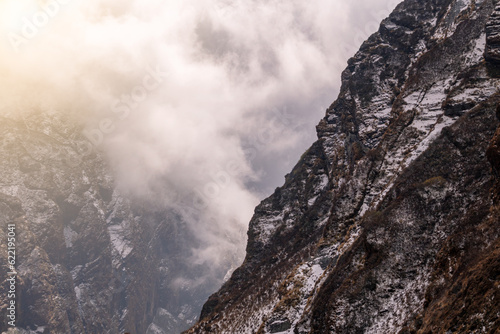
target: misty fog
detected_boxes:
[0,0,400,296]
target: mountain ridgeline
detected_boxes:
[1,0,500,333]
[0,109,215,334]
[186,0,500,333]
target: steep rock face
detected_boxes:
[400,89,500,334]
[0,112,155,333]
[186,0,500,333]
[399,93,500,334]
[0,113,202,334]
[486,1,500,63]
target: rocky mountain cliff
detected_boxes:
[186,0,500,333]
[0,112,216,333]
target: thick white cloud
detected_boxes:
[0,0,400,282]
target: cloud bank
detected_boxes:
[0,0,400,284]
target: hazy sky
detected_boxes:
[0,0,400,281]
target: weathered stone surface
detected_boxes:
[486,2,500,63]
[0,113,201,334]
[186,0,500,333]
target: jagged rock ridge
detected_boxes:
[186,0,500,333]
[0,112,211,334]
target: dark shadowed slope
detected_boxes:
[186,0,500,333]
